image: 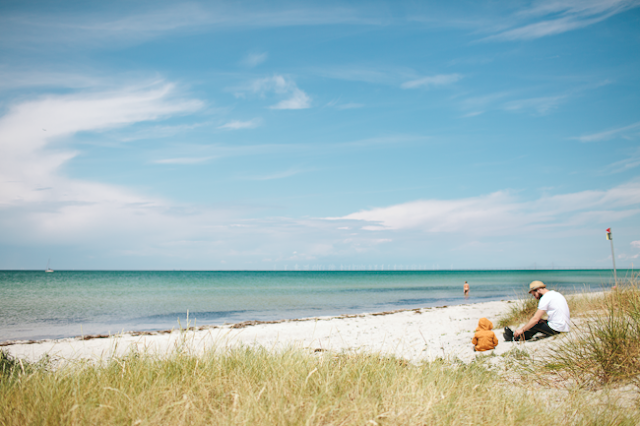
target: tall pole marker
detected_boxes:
[606,228,617,286]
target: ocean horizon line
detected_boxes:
[0,268,632,272]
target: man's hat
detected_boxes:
[529,280,546,293]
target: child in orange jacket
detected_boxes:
[472,317,499,352]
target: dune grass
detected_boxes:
[497,292,540,328]
[543,281,640,387]
[497,287,608,329]
[496,275,640,389]
[2,345,639,425]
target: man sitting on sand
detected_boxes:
[504,280,570,341]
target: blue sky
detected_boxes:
[1,0,639,270]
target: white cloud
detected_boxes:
[0,82,201,203]
[218,118,262,130]
[335,102,364,110]
[0,69,104,90]
[458,91,514,111]
[328,181,640,235]
[503,95,567,114]
[118,122,210,142]
[401,74,462,89]
[241,52,268,67]
[631,241,640,249]
[574,121,640,142]
[0,5,384,50]
[245,75,311,110]
[311,66,412,85]
[458,81,605,116]
[485,0,640,41]
[0,82,216,249]
[603,147,640,174]
[238,168,305,181]
[462,111,484,118]
[270,88,311,110]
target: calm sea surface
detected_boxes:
[0,270,623,342]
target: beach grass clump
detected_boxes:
[543,281,640,387]
[2,345,628,425]
[497,284,622,329]
[1,349,21,378]
[497,293,539,328]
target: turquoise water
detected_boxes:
[0,270,623,342]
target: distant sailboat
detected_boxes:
[45,258,54,273]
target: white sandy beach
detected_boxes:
[3,299,560,364]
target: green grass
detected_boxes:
[497,292,540,328]
[1,346,639,425]
[497,287,608,329]
[497,276,640,389]
[543,281,640,387]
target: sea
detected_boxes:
[0,270,627,342]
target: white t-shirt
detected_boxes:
[538,290,570,332]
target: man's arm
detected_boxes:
[514,309,545,338]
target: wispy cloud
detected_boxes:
[503,94,567,114]
[326,99,364,110]
[241,52,268,67]
[0,69,104,90]
[457,91,514,111]
[328,180,640,235]
[238,168,307,181]
[602,147,640,174]
[0,81,232,254]
[153,156,214,165]
[146,134,424,168]
[335,102,364,110]
[484,0,640,41]
[458,80,609,116]
[243,75,311,110]
[218,118,262,130]
[271,89,311,110]
[462,111,484,118]
[1,4,386,49]
[401,74,462,89]
[119,122,210,142]
[312,67,399,84]
[574,121,640,142]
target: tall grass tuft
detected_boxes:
[498,285,614,329]
[544,280,640,387]
[4,345,636,425]
[497,292,539,328]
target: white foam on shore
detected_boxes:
[4,299,558,364]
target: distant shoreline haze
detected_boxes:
[0,268,631,272]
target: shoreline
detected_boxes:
[0,303,490,347]
[3,298,546,364]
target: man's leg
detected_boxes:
[519,320,560,341]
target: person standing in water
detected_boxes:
[463,281,470,296]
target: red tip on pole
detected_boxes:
[606,228,611,232]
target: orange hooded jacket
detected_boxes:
[472,318,498,351]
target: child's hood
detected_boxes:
[476,317,493,331]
